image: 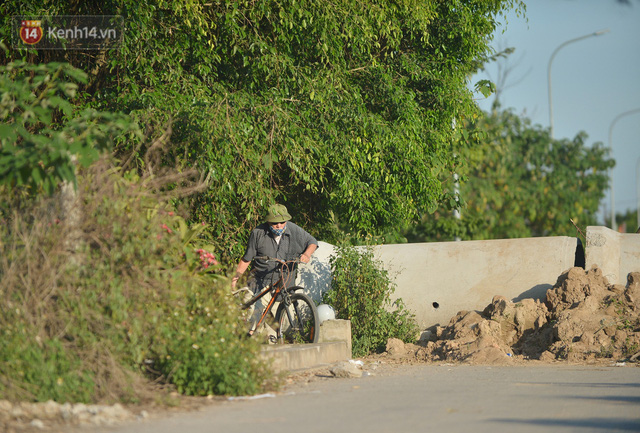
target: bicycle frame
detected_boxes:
[241,258,298,334]
[241,280,284,331]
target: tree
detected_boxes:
[611,208,640,233]
[1,0,525,257]
[406,108,614,242]
[0,60,135,196]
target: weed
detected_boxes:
[323,245,418,357]
[622,339,639,359]
[597,345,614,359]
[556,344,572,360]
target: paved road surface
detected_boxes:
[93,364,640,433]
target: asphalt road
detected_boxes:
[93,363,640,433]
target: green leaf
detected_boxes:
[0,124,15,141]
[262,153,272,170]
[474,79,496,98]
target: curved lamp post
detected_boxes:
[547,29,609,139]
[608,107,640,231]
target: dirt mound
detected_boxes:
[386,267,640,365]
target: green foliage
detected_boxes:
[611,208,639,233]
[0,0,525,258]
[0,60,136,195]
[0,331,95,403]
[407,108,614,241]
[323,245,418,357]
[154,283,266,396]
[475,79,497,98]
[0,158,271,403]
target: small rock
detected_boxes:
[30,419,45,429]
[41,400,60,418]
[609,284,625,295]
[418,330,436,345]
[71,403,87,416]
[60,403,73,420]
[538,351,556,362]
[330,361,363,378]
[101,403,132,421]
[386,338,406,357]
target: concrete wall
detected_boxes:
[372,237,578,329]
[585,226,640,285]
[297,241,336,304]
[298,237,579,330]
[296,229,640,330]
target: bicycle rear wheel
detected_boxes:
[275,292,319,344]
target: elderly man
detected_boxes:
[232,204,318,336]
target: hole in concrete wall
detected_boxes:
[432,302,439,309]
[575,237,585,268]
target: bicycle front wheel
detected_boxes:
[275,292,319,344]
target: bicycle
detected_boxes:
[234,256,319,344]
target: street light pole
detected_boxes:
[547,29,609,139]
[608,107,640,231]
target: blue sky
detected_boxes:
[471,0,640,222]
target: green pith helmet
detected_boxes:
[266,204,292,223]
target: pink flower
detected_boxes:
[195,248,218,269]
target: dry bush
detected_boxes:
[0,152,272,403]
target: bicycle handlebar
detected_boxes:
[254,256,300,264]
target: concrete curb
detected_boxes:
[261,341,350,372]
[260,319,352,372]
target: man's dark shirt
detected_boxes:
[242,222,318,288]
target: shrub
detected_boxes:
[323,245,418,357]
[0,157,273,403]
